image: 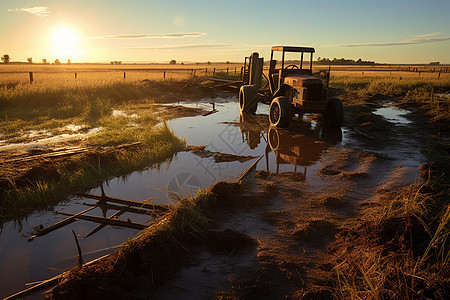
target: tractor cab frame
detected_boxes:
[239,46,342,128]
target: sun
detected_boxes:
[50,27,82,61]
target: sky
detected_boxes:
[1,0,449,64]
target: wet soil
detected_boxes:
[45,94,447,299]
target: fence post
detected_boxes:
[29,72,33,84]
[193,69,196,76]
[213,68,215,76]
[205,68,207,76]
[124,72,126,79]
[227,67,229,74]
[163,71,166,79]
[438,72,441,80]
[235,67,237,74]
[75,73,77,79]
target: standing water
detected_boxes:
[0,97,343,298]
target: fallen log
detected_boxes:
[56,212,148,230]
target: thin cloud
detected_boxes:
[102,32,207,39]
[415,32,440,38]
[121,44,249,51]
[324,36,450,47]
[8,6,51,17]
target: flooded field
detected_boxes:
[0,95,430,298]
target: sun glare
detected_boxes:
[51,27,82,61]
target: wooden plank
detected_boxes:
[56,212,148,230]
[4,253,111,300]
[84,209,126,239]
[204,77,242,84]
[78,193,169,211]
[236,156,263,182]
[28,205,98,241]
[81,202,155,215]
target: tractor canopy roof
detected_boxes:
[271,46,315,53]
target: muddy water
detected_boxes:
[373,105,412,125]
[0,97,345,298]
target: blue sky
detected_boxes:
[1,0,449,63]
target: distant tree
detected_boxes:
[42,58,47,64]
[1,54,10,64]
[169,59,176,65]
[27,57,33,64]
[181,62,184,65]
[117,61,122,64]
[54,59,61,65]
[226,61,230,64]
[207,61,211,65]
[67,59,71,64]
[111,61,114,64]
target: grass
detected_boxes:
[0,123,185,221]
[0,64,223,222]
[330,141,450,299]
[329,70,450,125]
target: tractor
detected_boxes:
[239,46,344,127]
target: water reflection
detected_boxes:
[238,111,342,179]
[0,98,345,298]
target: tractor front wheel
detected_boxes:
[269,97,291,128]
[324,97,344,126]
[239,85,258,114]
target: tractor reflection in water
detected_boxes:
[239,112,342,180]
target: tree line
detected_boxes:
[316,57,375,65]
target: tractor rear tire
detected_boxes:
[324,97,344,126]
[269,97,291,128]
[239,85,258,114]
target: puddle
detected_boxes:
[0,127,102,152]
[373,105,412,125]
[0,97,345,298]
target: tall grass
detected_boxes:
[333,179,449,299]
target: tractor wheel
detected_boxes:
[239,85,258,114]
[268,127,280,150]
[324,97,344,126]
[269,97,291,128]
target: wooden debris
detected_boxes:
[78,193,169,211]
[4,253,111,300]
[56,212,148,230]
[28,205,98,241]
[81,202,155,216]
[236,156,263,182]
[84,209,126,239]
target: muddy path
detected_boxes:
[148,98,439,298]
